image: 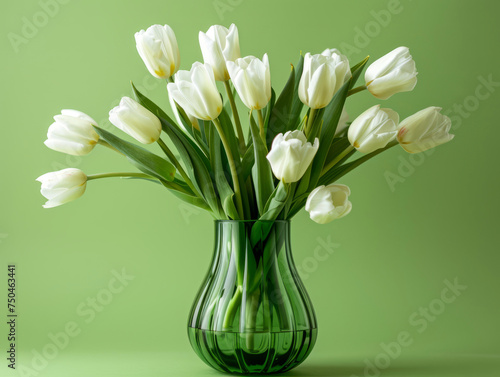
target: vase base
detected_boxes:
[188,327,317,374]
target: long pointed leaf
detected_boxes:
[93,126,175,182]
[249,113,274,215]
[266,55,304,149]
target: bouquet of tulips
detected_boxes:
[37,24,455,361]
[37,24,453,223]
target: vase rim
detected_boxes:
[215,219,290,224]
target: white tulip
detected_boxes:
[266,130,319,183]
[44,110,99,156]
[168,94,199,132]
[334,108,349,137]
[135,24,180,79]
[348,105,399,154]
[365,47,417,100]
[167,62,223,121]
[227,54,271,110]
[109,97,162,144]
[298,49,351,109]
[199,24,241,81]
[36,168,87,208]
[305,184,352,224]
[397,107,454,153]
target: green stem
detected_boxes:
[86,172,155,181]
[157,138,198,195]
[224,80,245,153]
[304,108,318,137]
[245,289,260,350]
[321,145,355,176]
[347,85,367,97]
[223,285,242,329]
[257,109,265,142]
[212,117,245,219]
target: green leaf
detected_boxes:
[266,55,305,149]
[251,182,290,246]
[130,84,221,213]
[218,107,251,217]
[131,82,176,126]
[325,137,352,163]
[263,89,276,139]
[319,144,392,186]
[131,83,209,163]
[240,141,255,181]
[166,188,211,211]
[261,181,289,218]
[307,80,351,191]
[320,56,370,142]
[93,126,175,182]
[348,55,370,90]
[249,113,275,215]
[209,125,239,220]
[161,119,222,216]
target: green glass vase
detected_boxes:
[188,220,317,374]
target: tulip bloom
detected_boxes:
[266,130,319,183]
[298,49,351,109]
[167,62,223,120]
[168,94,199,132]
[227,54,271,110]
[135,24,180,79]
[36,168,87,208]
[306,184,352,224]
[109,97,162,144]
[365,47,417,100]
[44,110,99,156]
[397,107,454,153]
[199,24,240,81]
[348,105,399,154]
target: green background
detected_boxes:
[1,0,499,376]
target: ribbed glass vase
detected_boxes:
[188,220,317,374]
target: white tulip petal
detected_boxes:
[397,107,454,153]
[266,131,319,182]
[365,47,418,100]
[44,110,99,156]
[109,97,161,144]
[135,24,180,79]
[228,54,271,110]
[299,50,350,109]
[37,168,87,208]
[168,62,222,121]
[348,105,399,154]
[306,184,352,224]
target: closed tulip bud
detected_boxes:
[266,130,319,183]
[227,54,271,110]
[36,168,87,208]
[167,62,223,120]
[306,184,352,224]
[109,97,162,144]
[135,24,180,79]
[365,47,417,100]
[348,105,399,154]
[397,107,454,153]
[199,24,241,81]
[298,49,351,109]
[44,110,99,156]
